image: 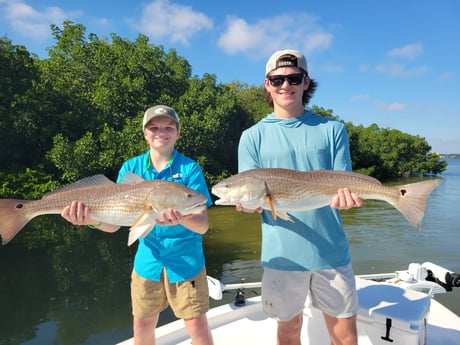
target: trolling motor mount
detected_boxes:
[424,262,460,291]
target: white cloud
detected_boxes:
[386,103,407,111]
[1,0,81,39]
[95,18,111,27]
[373,99,407,112]
[375,63,428,77]
[375,63,404,75]
[322,63,343,73]
[350,94,368,102]
[217,16,264,54]
[358,64,371,72]
[218,14,333,58]
[436,72,453,83]
[387,42,423,60]
[137,0,213,45]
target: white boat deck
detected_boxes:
[117,276,460,345]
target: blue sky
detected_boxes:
[1,0,459,153]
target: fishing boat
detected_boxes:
[117,262,460,345]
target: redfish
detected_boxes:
[0,172,207,245]
[212,168,441,228]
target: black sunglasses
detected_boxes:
[267,73,306,87]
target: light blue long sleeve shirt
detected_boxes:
[238,110,352,271]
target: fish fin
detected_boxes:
[128,223,154,246]
[0,199,33,245]
[263,195,293,223]
[263,181,278,220]
[43,175,114,198]
[119,171,145,184]
[276,211,294,223]
[262,181,294,223]
[128,210,156,245]
[391,179,442,229]
[266,195,277,220]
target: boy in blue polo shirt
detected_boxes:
[62,105,214,345]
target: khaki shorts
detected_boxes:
[131,268,210,319]
[262,264,358,321]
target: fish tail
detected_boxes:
[391,179,442,229]
[0,199,33,245]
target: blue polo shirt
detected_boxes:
[117,149,212,283]
[238,110,352,271]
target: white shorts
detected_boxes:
[262,264,358,321]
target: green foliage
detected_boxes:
[0,36,43,170]
[47,132,100,182]
[346,122,445,179]
[175,74,246,181]
[47,122,146,183]
[0,168,60,199]
[230,82,272,123]
[413,152,448,175]
[15,21,194,183]
[310,106,339,120]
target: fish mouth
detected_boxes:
[184,201,207,212]
[214,198,229,205]
[211,187,227,205]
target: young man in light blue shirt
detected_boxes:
[238,50,363,345]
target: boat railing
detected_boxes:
[208,262,460,302]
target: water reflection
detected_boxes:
[1,161,460,344]
[205,206,261,278]
[0,227,135,345]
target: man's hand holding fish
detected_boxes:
[330,188,363,210]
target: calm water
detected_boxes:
[1,159,459,345]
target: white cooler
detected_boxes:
[356,277,431,345]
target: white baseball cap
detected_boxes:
[265,49,308,76]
